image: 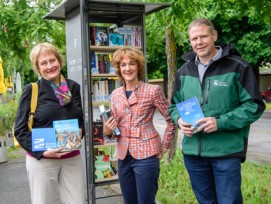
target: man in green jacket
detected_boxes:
[169,18,266,204]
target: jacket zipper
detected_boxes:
[205,79,210,104]
[198,80,205,156]
[198,79,210,156]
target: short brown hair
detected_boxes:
[30,42,64,76]
[112,47,145,82]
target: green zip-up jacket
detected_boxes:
[169,43,266,161]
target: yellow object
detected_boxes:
[9,76,13,88]
[13,83,38,148]
[0,57,6,94]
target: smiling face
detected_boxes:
[119,55,139,86]
[189,24,218,64]
[38,53,61,84]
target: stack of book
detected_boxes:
[92,79,121,102]
[90,52,114,74]
[94,154,117,179]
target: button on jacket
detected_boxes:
[110,81,175,160]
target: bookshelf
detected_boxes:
[90,46,142,53]
[93,142,118,185]
[89,24,143,103]
[44,0,170,203]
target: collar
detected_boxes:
[195,46,222,66]
[121,80,144,92]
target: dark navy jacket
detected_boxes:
[14,77,85,160]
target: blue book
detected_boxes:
[90,52,98,74]
[176,96,204,129]
[32,128,57,151]
[109,33,124,46]
[53,119,81,152]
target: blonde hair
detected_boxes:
[30,42,64,76]
[188,18,215,33]
[112,47,145,82]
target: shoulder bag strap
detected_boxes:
[28,83,38,131]
[30,83,38,113]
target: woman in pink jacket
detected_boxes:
[103,47,175,204]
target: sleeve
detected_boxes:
[14,84,44,160]
[152,85,176,149]
[216,64,266,131]
[169,69,182,126]
[107,89,119,139]
[109,89,119,123]
[71,82,85,138]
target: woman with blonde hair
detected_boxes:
[14,42,85,204]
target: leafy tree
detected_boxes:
[0,0,65,85]
[204,0,271,80]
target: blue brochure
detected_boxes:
[176,96,205,127]
[32,128,57,151]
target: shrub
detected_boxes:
[0,93,19,135]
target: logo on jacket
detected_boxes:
[213,80,228,87]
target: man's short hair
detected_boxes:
[188,18,215,33]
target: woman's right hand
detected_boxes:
[42,147,70,158]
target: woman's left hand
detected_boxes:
[42,148,71,158]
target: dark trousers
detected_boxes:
[184,154,243,204]
[118,152,160,204]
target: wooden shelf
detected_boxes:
[94,142,117,148]
[92,101,110,107]
[95,175,119,184]
[90,45,142,53]
[91,73,117,78]
[90,46,121,53]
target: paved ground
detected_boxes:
[153,110,271,164]
[0,156,123,204]
[0,110,270,204]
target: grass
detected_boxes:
[265,103,271,111]
[7,146,26,160]
[157,149,271,204]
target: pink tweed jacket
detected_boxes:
[110,81,175,160]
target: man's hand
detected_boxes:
[196,117,217,133]
[177,117,193,137]
[42,148,70,158]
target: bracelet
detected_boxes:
[103,133,112,137]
